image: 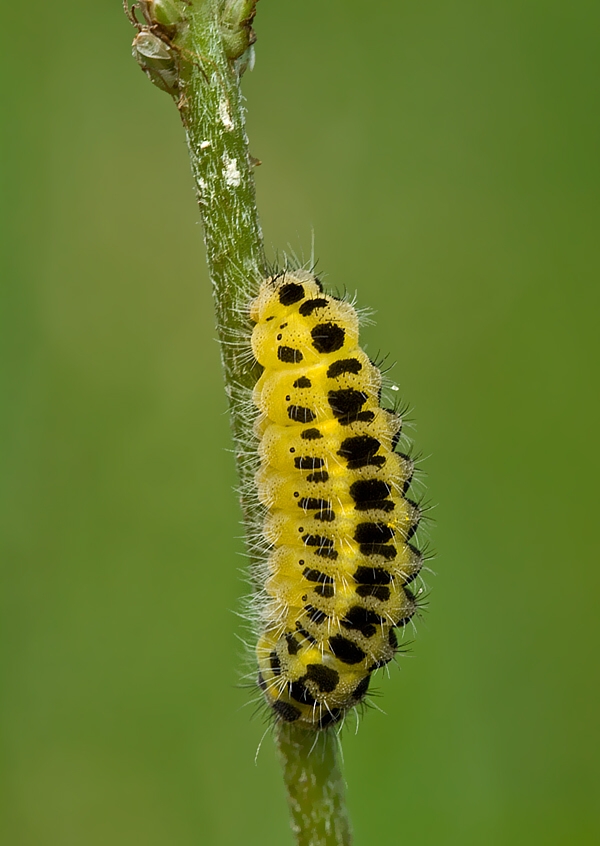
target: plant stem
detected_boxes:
[174,1,264,529]
[127,2,352,843]
[276,723,353,846]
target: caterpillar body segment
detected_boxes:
[250,271,422,729]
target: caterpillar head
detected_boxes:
[250,272,359,369]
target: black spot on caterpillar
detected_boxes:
[352,675,370,701]
[278,345,304,363]
[306,663,339,693]
[353,566,392,585]
[298,297,329,316]
[303,567,334,583]
[298,497,331,511]
[338,435,381,462]
[301,428,323,440]
[355,584,391,601]
[272,699,302,723]
[307,470,329,483]
[311,322,346,354]
[304,604,329,625]
[314,583,335,598]
[341,605,385,638]
[350,479,395,512]
[251,271,425,728]
[285,633,301,654]
[327,358,363,378]
[288,405,316,423]
[289,678,316,706]
[328,388,368,422]
[278,282,306,306]
[329,634,366,665]
[354,522,395,544]
[294,456,325,470]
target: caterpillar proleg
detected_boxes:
[250,270,424,729]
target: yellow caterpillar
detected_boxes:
[250,270,423,729]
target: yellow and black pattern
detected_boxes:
[250,270,423,729]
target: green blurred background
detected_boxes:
[2,1,599,844]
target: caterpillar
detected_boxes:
[250,270,423,729]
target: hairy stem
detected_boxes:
[174,1,264,528]
[276,723,353,846]
[126,2,352,843]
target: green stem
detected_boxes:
[174,0,265,527]
[276,724,353,846]
[126,3,352,843]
